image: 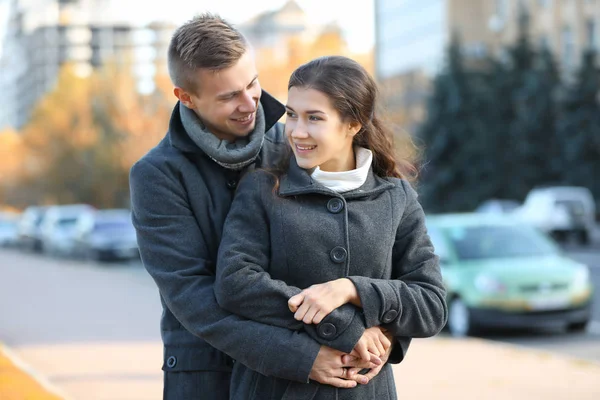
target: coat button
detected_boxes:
[166,356,177,368]
[382,310,398,323]
[227,179,238,189]
[326,198,344,213]
[330,246,347,263]
[318,322,337,338]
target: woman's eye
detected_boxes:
[286,111,297,118]
[308,115,321,121]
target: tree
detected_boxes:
[418,36,486,212]
[15,62,170,209]
[557,50,600,200]
[509,46,561,196]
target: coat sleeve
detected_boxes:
[347,180,448,338]
[130,158,320,383]
[215,171,366,354]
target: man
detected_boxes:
[130,14,407,399]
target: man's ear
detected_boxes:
[348,120,362,137]
[174,87,194,109]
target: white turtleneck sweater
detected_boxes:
[311,147,373,193]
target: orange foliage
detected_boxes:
[255,29,374,103]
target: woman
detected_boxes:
[214,56,447,399]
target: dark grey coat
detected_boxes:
[215,157,448,400]
[129,93,373,399]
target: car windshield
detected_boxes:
[94,221,133,232]
[445,225,559,260]
[58,218,79,227]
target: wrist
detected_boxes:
[339,278,360,306]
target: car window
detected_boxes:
[445,225,558,260]
[427,226,451,262]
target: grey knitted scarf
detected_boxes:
[179,103,266,170]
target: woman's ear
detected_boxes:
[348,121,362,137]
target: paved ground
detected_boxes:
[1,247,600,399]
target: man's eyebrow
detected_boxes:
[216,75,259,99]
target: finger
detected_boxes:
[368,352,382,366]
[350,370,370,385]
[342,354,357,365]
[302,305,319,325]
[322,377,357,389]
[362,363,384,381]
[346,367,362,378]
[313,310,327,324]
[288,294,304,312]
[294,302,310,321]
[374,338,385,356]
[355,342,371,362]
[380,333,392,350]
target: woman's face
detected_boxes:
[285,86,360,172]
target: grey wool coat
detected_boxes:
[215,157,448,400]
[129,93,384,399]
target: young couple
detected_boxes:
[130,13,447,400]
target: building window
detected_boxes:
[562,26,574,68]
[538,0,550,7]
[587,19,598,49]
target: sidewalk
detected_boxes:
[2,338,600,400]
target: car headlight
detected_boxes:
[474,274,507,294]
[573,266,590,289]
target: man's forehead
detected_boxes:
[197,53,257,96]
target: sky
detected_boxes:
[116,0,375,53]
[0,0,375,59]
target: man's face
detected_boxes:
[178,50,262,142]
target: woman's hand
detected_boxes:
[351,326,391,362]
[288,278,358,324]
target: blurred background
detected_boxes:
[0,0,599,399]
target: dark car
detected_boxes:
[72,210,139,262]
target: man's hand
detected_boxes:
[346,328,394,385]
[352,326,391,362]
[288,278,358,324]
[309,346,382,388]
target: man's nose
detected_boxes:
[238,91,257,113]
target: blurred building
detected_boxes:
[375,0,600,133]
[239,0,323,65]
[0,0,174,131]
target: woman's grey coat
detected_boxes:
[215,157,448,400]
[130,93,380,399]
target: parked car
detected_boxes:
[39,204,96,257]
[513,186,596,245]
[475,199,520,215]
[0,214,19,247]
[17,206,49,252]
[72,209,138,262]
[426,213,593,337]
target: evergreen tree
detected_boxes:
[419,36,483,212]
[557,50,600,201]
[510,45,560,196]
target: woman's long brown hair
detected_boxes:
[271,56,419,191]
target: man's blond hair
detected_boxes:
[168,13,248,93]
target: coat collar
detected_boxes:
[278,156,396,199]
[168,90,285,154]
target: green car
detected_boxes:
[426,213,593,337]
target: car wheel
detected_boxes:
[577,230,590,246]
[567,320,589,332]
[448,298,473,337]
